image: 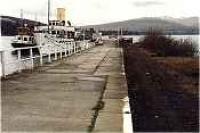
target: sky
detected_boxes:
[0,0,199,26]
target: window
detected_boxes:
[52,31,56,34]
[18,37,21,40]
[24,37,27,41]
[29,37,32,41]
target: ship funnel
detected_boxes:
[57,8,66,21]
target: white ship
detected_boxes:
[33,6,95,55]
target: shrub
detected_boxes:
[140,30,198,57]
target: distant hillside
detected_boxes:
[160,16,199,27]
[1,16,199,36]
[0,16,46,36]
[82,17,199,35]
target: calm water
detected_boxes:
[0,35,199,76]
[123,34,199,44]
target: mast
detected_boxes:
[47,0,50,33]
[20,9,24,27]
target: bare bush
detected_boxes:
[140,30,198,57]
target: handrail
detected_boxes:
[0,46,39,52]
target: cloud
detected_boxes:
[133,1,164,7]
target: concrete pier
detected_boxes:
[1,41,128,132]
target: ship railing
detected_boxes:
[45,35,79,54]
[45,35,94,52]
[0,41,95,78]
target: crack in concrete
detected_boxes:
[92,50,111,74]
[87,76,108,132]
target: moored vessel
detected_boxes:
[33,7,95,55]
[11,24,37,48]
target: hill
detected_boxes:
[82,17,199,35]
[160,16,199,27]
[0,16,46,36]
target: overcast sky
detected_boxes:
[0,0,199,25]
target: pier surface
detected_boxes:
[2,41,128,132]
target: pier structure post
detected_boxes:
[86,42,88,50]
[74,43,77,53]
[71,42,73,54]
[76,43,78,53]
[67,43,69,55]
[66,44,69,56]
[70,42,72,55]
[78,43,81,53]
[40,51,43,66]
[30,48,34,69]
[48,52,51,63]
[72,42,74,54]
[68,43,71,55]
[54,49,57,60]
[69,43,71,55]
[76,43,78,52]
[74,42,76,53]
[74,43,76,53]
[60,50,62,59]
[17,50,22,72]
[64,44,67,57]
[0,51,6,77]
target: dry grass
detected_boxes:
[152,56,199,95]
[153,57,199,77]
[124,45,199,131]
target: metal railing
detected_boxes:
[0,41,95,77]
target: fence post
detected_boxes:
[70,43,72,55]
[30,48,34,69]
[60,50,62,59]
[70,42,72,55]
[68,43,70,55]
[73,42,76,53]
[75,43,77,53]
[74,43,76,53]
[40,50,43,66]
[54,49,57,60]
[17,50,22,72]
[0,51,6,77]
[64,45,67,57]
[48,52,51,63]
